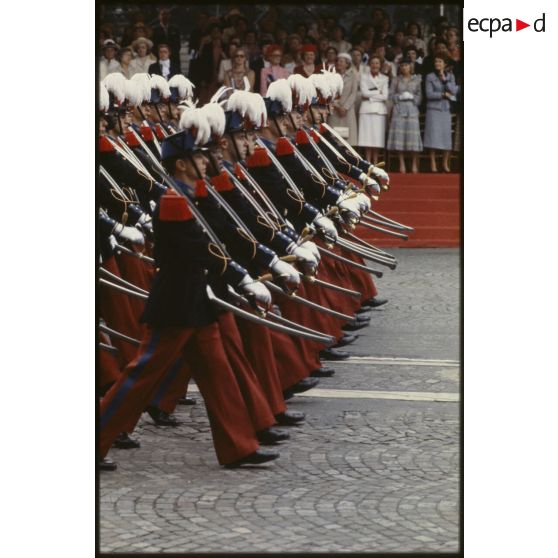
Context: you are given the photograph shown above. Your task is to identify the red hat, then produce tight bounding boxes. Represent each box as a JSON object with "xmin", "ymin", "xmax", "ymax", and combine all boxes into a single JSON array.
[{"xmin": 301, "ymin": 43, "xmax": 317, "ymax": 54}]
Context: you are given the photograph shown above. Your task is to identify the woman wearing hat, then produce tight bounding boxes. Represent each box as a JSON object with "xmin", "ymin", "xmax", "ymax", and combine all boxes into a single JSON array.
[
  {"xmin": 327, "ymin": 53, "xmax": 359, "ymax": 146},
  {"xmin": 129, "ymin": 37, "xmax": 156, "ymax": 76},
  {"xmin": 260, "ymin": 45, "xmax": 290, "ymax": 95},
  {"xmin": 358, "ymin": 55, "xmax": 389, "ymax": 164},
  {"xmin": 387, "ymin": 58, "xmax": 423, "ymax": 173},
  {"xmin": 294, "ymin": 44, "xmax": 321, "ymax": 78},
  {"xmin": 99, "ymin": 39, "xmax": 122, "ymax": 81}
]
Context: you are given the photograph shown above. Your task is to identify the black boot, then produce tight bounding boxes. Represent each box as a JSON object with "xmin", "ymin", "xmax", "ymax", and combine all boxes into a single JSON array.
[
  {"xmin": 320, "ymin": 347, "xmax": 350, "ymax": 360},
  {"xmin": 342, "ymin": 321, "xmax": 369, "ymax": 332},
  {"xmin": 361, "ymin": 297, "xmax": 388, "ymax": 309},
  {"xmin": 311, "ymin": 366, "xmax": 335, "ymax": 378},
  {"xmin": 283, "ymin": 377, "xmax": 319, "ymax": 400},
  {"xmin": 178, "ymin": 396, "xmax": 197, "ymax": 405},
  {"xmin": 224, "ymin": 448, "xmax": 280, "ymax": 468},
  {"xmin": 334, "ymin": 333, "xmax": 359, "ymax": 348},
  {"xmin": 275, "ymin": 410, "xmax": 306, "ymax": 425},
  {"xmin": 257, "ymin": 427, "xmax": 291, "ymax": 445},
  {"xmin": 145, "ymin": 406, "xmax": 181, "ymax": 427},
  {"xmin": 100, "ymin": 458, "xmax": 117, "ymax": 472},
  {"xmin": 112, "ymin": 432, "xmax": 141, "ymax": 449}
]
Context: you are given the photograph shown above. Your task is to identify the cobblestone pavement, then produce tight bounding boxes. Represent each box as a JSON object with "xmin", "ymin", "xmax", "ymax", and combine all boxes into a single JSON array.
[{"xmin": 100, "ymin": 248, "xmax": 461, "ymax": 554}]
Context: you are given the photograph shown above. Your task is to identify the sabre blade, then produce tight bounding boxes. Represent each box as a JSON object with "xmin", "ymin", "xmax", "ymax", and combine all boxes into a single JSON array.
[{"xmin": 318, "ymin": 246, "xmax": 383, "ymax": 277}]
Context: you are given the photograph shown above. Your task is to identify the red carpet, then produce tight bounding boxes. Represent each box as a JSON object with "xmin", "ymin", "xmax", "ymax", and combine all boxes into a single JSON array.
[{"xmin": 358, "ymin": 173, "xmax": 461, "ymax": 248}]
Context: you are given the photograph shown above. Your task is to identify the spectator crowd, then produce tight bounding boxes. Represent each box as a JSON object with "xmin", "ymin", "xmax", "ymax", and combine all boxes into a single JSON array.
[{"xmin": 99, "ymin": 5, "xmax": 462, "ymax": 173}]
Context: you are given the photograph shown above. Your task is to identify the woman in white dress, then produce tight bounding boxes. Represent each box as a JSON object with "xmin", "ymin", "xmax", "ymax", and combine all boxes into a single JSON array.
[{"xmin": 358, "ymin": 55, "xmax": 389, "ymax": 164}]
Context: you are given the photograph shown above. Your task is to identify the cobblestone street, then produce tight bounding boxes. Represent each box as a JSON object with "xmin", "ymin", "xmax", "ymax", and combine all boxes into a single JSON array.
[{"xmin": 100, "ymin": 248, "xmax": 461, "ymax": 554}]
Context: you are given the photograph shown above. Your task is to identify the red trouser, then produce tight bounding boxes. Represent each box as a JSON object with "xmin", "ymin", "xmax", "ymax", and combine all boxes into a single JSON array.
[
  {"xmin": 99, "ymin": 323, "xmax": 259, "ymax": 465},
  {"xmin": 148, "ymin": 313, "xmax": 277, "ymax": 432},
  {"xmin": 98, "ymin": 333, "xmax": 121, "ymax": 393},
  {"xmin": 114, "ymin": 251, "xmax": 151, "ymax": 331},
  {"xmin": 235, "ymin": 317, "xmax": 287, "ymax": 416},
  {"xmin": 268, "ymin": 330, "xmax": 319, "ymax": 390},
  {"xmin": 99, "ymin": 256, "xmax": 143, "ymax": 368}
]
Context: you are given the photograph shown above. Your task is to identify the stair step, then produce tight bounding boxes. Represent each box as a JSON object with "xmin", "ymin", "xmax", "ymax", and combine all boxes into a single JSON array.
[
  {"xmin": 360, "ymin": 213, "xmax": 459, "ymax": 228},
  {"xmin": 375, "ymin": 200, "xmax": 460, "ymax": 213},
  {"xmin": 381, "ymin": 187, "xmax": 460, "ymax": 200}
]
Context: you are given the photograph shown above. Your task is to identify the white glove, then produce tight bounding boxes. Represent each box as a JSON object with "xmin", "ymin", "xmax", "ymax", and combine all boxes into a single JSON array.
[
  {"xmin": 300, "ymin": 240, "xmax": 320, "ymax": 262},
  {"xmin": 239, "ymin": 275, "xmax": 272, "ymax": 309},
  {"xmin": 337, "ymin": 196, "xmax": 361, "ymax": 215},
  {"xmin": 149, "ymin": 200, "xmax": 157, "ymax": 213},
  {"xmin": 288, "ymin": 245, "xmax": 318, "ymax": 274},
  {"xmin": 113, "ymin": 223, "xmax": 145, "ymax": 245},
  {"xmin": 355, "ymin": 192, "xmax": 371, "ymax": 214},
  {"xmin": 138, "ymin": 212, "xmax": 152, "ymax": 226},
  {"xmin": 358, "ymin": 173, "xmax": 381, "ymax": 193},
  {"xmin": 108, "ymin": 235, "xmax": 118, "ymax": 251},
  {"xmin": 270, "ymin": 257, "xmax": 301, "ymax": 287},
  {"xmin": 369, "ymin": 166, "xmax": 390, "ymax": 186},
  {"xmin": 313, "ymin": 214, "xmax": 338, "ymax": 242}
]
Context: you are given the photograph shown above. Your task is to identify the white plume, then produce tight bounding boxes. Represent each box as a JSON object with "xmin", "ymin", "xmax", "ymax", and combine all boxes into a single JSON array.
[
  {"xmin": 199, "ymin": 102, "xmax": 226, "ymax": 137},
  {"xmin": 168, "ymin": 74, "xmax": 195, "ymax": 100},
  {"xmin": 124, "ymin": 79, "xmax": 143, "ymax": 107},
  {"xmin": 209, "ymin": 85, "xmax": 232, "ymax": 104},
  {"xmin": 323, "ymin": 70, "xmax": 344, "ymax": 98},
  {"xmin": 102, "ymin": 72, "xmax": 126, "ymax": 104},
  {"xmin": 99, "ymin": 82, "xmax": 110, "ymax": 112},
  {"xmin": 149, "ymin": 74, "xmax": 171, "ymax": 99},
  {"xmin": 309, "ymin": 73, "xmax": 332, "ymax": 101},
  {"xmin": 288, "ymin": 74, "xmax": 316, "ymax": 107},
  {"xmin": 130, "ymin": 73, "xmax": 152, "ymax": 103},
  {"xmin": 227, "ymin": 90, "xmax": 267, "ymax": 127},
  {"xmin": 266, "ymin": 79, "xmax": 292, "ymax": 113},
  {"xmin": 178, "ymin": 107, "xmax": 211, "ymax": 146}
]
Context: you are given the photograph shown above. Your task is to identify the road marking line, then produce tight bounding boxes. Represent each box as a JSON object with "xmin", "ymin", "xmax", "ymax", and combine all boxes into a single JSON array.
[
  {"xmin": 325, "ymin": 357, "xmax": 460, "ymax": 367},
  {"xmin": 187, "ymin": 385, "xmax": 458, "ymax": 403},
  {"xmin": 295, "ymin": 388, "xmax": 459, "ymax": 402}
]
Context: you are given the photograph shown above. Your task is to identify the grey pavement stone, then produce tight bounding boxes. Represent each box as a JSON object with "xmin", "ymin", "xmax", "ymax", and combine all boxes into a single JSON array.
[{"xmin": 100, "ymin": 248, "xmax": 460, "ymax": 554}]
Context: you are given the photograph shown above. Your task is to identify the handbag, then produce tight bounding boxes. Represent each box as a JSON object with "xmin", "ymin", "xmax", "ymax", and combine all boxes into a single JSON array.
[{"xmin": 333, "ymin": 126, "xmax": 349, "ymax": 139}]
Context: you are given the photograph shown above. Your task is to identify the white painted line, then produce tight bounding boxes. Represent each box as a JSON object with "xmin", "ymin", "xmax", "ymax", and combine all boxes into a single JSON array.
[
  {"xmin": 187, "ymin": 384, "xmax": 458, "ymax": 403},
  {"xmin": 325, "ymin": 356, "xmax": 460, "ymax": 367},
  {"xmin": 295, "ymin": 388, "xmax": 459, "ymax": 402}
]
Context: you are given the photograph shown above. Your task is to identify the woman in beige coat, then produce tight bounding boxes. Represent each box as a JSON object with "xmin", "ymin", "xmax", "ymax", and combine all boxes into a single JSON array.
[{"xmin": 327, "ymin": 53, "xmax": 359, "ymax": 146}]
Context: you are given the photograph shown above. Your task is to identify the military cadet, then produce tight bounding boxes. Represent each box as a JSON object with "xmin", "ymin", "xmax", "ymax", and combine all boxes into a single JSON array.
[{"xmin": 99, "ymin": 110, "xmax": 283, "ymax": 470}]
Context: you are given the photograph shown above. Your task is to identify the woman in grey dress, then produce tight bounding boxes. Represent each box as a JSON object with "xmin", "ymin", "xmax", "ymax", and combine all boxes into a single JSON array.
[
  {"xmin": 387, "ymin": 58, "xmax": 422, "ymax": 173},
  {"xmin": 424, "ymin": 54, "xmax": 457, "ymax": 172}
]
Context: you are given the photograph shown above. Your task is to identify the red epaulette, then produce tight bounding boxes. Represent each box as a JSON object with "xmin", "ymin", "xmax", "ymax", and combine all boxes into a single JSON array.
[
  {"xmin": 140, "ymin": 125, "xmax": 154, "ymax": 142},
  {"xmin": 295, "ymin": 129, "xmax": 310, "ymax": 145},
  {"xmin": 194, "ymin": 179, "xmax": 208, "ymax": 198},
  {"xmin": 124, "ymin": 130, "xmax": 140, "ymax": 147},
  {"xmin": 319, "ymin": 123, "xmax": 328, "ymax": 135},
  {"xmin": 234, "ymin": 163, "xmax": 247, "ymax": 181},
  {"xmin": 159, "ymin": 191, "xmax": 193, "ymax": 221},
  {"xmin": 211, "ymin": 171, "xmax": 235, "ymax": 192},
  {"xmin": 310, "ymin": 129, "xmax": 320, "ymax": 143},
  {"xmin": 276, "ymin": 137, "xmax": 295, "ymax": 156},
  {"xmin": 155, "ymin": 124, "xmax": 166, "ymax": 141},
  {"xmin": 99, "ymin": 136, "xmax": 115, "ymax": 153},
  {"xmin": 246, "ymin": 147, "xmax": 271, "ymax": 168}
]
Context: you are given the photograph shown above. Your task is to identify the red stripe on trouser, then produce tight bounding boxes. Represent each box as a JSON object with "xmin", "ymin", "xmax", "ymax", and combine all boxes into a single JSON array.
[
  {"xmin": 99, "ymin": 257, "xmax": 143, "ymax": 368},
  {"xmin": 234, "ymin": 317, "xmax": 287, "ymax": 415},
  {"xmin": 268, "ymin": 330, "xmax": 319, "ymax": 390},
  {"xmin": 150, "ymin": 358, "xmax": 193, "ymax": 415},
  {"xmin": 99, "ymin": 324, "xmax": 258, "ymax": 465}
]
